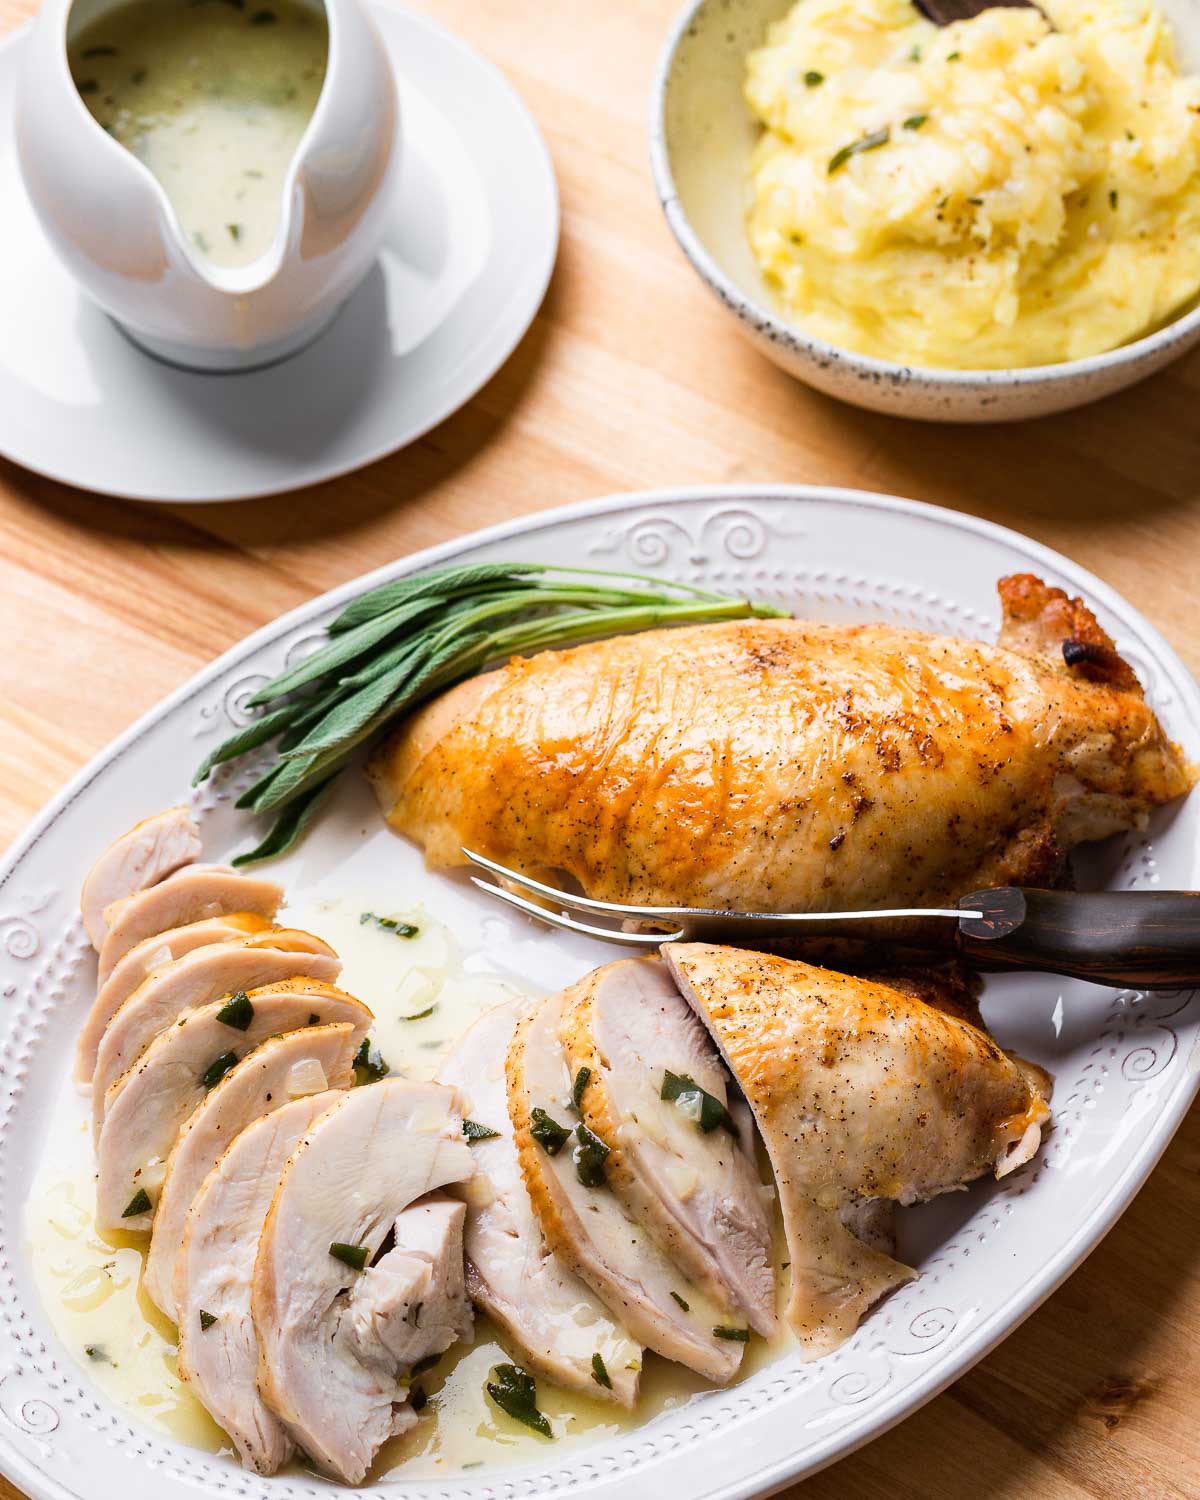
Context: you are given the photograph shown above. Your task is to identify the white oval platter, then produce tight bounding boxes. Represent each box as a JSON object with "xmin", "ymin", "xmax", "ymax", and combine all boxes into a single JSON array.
[{"xmin": 0, "ymin": 485, "xmax": 1197, "ymax": 1500}]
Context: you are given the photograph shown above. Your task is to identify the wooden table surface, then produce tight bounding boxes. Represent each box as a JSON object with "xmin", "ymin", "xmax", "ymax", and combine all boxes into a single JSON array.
[{"xmin": 2, "ymin": 0, "xmax": 1199, "ymax": 1495}]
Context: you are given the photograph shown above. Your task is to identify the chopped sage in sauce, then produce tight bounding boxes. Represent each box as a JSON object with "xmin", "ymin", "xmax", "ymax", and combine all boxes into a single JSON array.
[
  {"xmin": 399, "ymin": 1004, "xmax": 437, "ymax": 1022},
  {"xmin": 360, "ymin": 911, "xmax": 420, "ymax": 939},
  {"xmin": 329, "ymin": 1241, "xmax": 369, "ymax": 1271},
  {"xmin": 199, "ymin": 1310, "xmax": 218, "ymax": 1330},
  {"xmin": 201, "ymin": 1050, "xmax": 239, "ymax": 1089},
  {"xmin": 485, "ymin": 1364, "xmax": 553, "ymax": 1437},
  {"xmin": 713, "ymin": 1326, "xmax": 750, "ymax": 1342},
  {"xmin": 216, "ymin": 990, "xmax": 254, "ymax": 1030},
  {"xmin": 828, "ymin": 127, "xmax": 890, "ymax": 175},
  {"xmin": 571, "ymin": 1066, "xmax": 591, "ymax": 1109},
  {"xmin": 410, "ymin": 1351, "xmax": 441, "ymax": 1377},
  {"xmin": 903, "ymin": 114, "xmax": 927, "ymax": 130},
  {"xmin": 353, "ymin": 1038, "xmax": 390, "ymax": 1085},
  {"xmin": 122, "ymin": 1188, "xmax": 152, "ymax": 1218},
  {"xmin": 463, "ymin": 1119, "xmax": 500, "ymax": 1142},
  {"xmin": 670, "ymin": 1290, "xmax": 690, "ymax": 1312},
  {"xmin": 530, "ymin": 1107, "xmax": 570, "ymax": 1155},
  {"xmin": 573, "ymin": 1123, "xmax": 610, "ymax": 1188},
  {"xmin": 661, "ymin": 1071, "xmax": 737, "ymax": 1136},
  {"xmin": 803, "ymin": 69, "xmax": 824, "ymax": 86},
  {"xmin": 591, "ymin": 1352, "xmax": 612, "ymax": 1389}
]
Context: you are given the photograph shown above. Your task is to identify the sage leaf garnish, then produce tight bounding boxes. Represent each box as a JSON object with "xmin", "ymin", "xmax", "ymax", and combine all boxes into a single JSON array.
[
  {"xmin": 193, "ymin": 563, "xmax": 784, "ymax": 863},
  {"xmin": 485, "ymin": 1364, "xmax": 553, "ymax": 1437},
  {"xmin": 360, "ymin": 912, "xmax": 420, "ymax": 939},
  {"xmin": 463, "ymin": 1119, "xmax": 500, "ymax": 1141},
  {"xmin": 828, "ymin": 127, "xmax": 889, "ymax": 175},
  {"xmin": 122, "ymin": 1188, "xmax": 151, "ymax": 1218},
  {"xmin": 574, "ymin": 1123, "xmax": 610, "ymax": 1188},
  {"xmin": 329, "ymin": 1241, "xmax": 369, "ymax": 1271},
  {"xmin": 661, "ymin": 1071, "xmax": 737, "ymax": 1136},
  {"xmin": 713, "ymin": 1326, "xmax": 750, "ymax": 1342},
  {"xmin": 530, "ymin": 1107, "xmax": 570, "ymax": 1155},
  {"xmin": 670, "ymin": 1290, "xmax": 690, "ymax": 1312},
  {"xmin": 571, "ymin": 1066, "xmax": 591, "ymax": 1109},
  {"xmin": 591, "ymin": 1352, "xmax": 612, "ymax": 1389},
  {"xmin": 199, "ymin": 1310, "xmax": 217, "ymax": 1331},
  {"xmin": 201, "ymin": 1051, "xmax": 239, "ymax": 1089},
  {"xmin": 353, "ymin": 1038, "xmax": 390, "ymax": 1085},
  {"xmin": 216, "ymin": 991, "xmax": 253, "ymax": 1030}
]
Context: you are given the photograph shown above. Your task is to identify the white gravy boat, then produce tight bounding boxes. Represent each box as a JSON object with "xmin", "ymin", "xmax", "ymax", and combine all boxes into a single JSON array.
[{"xmin": 16, "ymin": 0, "xmax": 399, "ymax": 371}]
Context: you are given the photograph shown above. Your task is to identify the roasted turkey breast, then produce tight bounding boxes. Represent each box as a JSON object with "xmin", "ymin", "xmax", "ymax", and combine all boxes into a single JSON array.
[
  {"xmin": 663, "ymin": 943, "xmax": 1051, "ymax": 1357},
  {"xmin": 371, "ymin": 575, "xmax": 1193, "ymax": 913}
]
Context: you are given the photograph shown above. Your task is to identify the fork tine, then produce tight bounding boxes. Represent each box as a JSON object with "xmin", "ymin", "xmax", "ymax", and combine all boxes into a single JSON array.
[
  {"xmin": 468, "ymin": 876, "xmax": 674, "ymax": 947},
  {"xmin": 461, "ymin": 847, "xmax": 685, "ymax": 920}
]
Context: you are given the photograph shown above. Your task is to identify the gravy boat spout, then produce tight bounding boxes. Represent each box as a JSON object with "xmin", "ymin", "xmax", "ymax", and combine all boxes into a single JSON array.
[{"xmin": 16, "ymin": 0, "xmax": 400, "ymax": 372}]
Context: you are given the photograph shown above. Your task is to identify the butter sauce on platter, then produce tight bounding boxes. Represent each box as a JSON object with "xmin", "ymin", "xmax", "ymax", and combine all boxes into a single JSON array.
[{"xmin": 2, "ymin": 486, "xmax": 1199, "ymax": 1500}]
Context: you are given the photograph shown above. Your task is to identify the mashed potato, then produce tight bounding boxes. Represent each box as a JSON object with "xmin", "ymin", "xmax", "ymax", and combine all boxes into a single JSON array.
[{"xmin": 744, "ymin": 0, "xmax": 1200, "ymax": 367}]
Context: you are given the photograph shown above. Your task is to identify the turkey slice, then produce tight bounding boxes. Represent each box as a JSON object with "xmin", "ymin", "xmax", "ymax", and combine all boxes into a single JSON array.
[
  {"xmin": 80, "ymin": 807, "xmax": 202, "ymax": 949},
  {"xmin": 95, "ymin": 980, "xmax": 372, "ymax": 1230},
  {"xmin": 663, "ymin": 942, "xmax": 1052, "ymax": 1357},
  {"xmin": 75, "ymin": 913, "xmax": 275, "ymax": 1084},
  {"xmin": 437, "ymin": 1002, "xmax": 641, "ymax": 1405},
  {"xmin": 346, "ymin": 1192, "xmax": 472, "ymax": 1372},
  {"xmin": 91, "ymin": 930, "xmax": 341, "ymax": 1137},
  {"xmin": 509, "ymin": 992, "xmax": 743, "ymax": 1383},
  {"xmin": 175, "ymin": 1090, "xmax": 340, "ymax": 1474},
  {"xmin": 560, "ymin": 956, "xmax": 777, "ymax": 1338},
  {"xmin": 97, "ymin": 865, "xmax": 284, "ymax": 983},
  {"xmin": 253, "ymin": 1080, "xmax": 474, "ymax": 1484},
  {"xmin": 144, "ymin": 1022, "xmax": 358, "ymax": 1318}
]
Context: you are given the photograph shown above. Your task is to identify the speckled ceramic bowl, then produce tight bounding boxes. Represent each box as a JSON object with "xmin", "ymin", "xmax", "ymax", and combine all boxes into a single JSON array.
[{"xmin": 649, "ymin": 0, "xmax": 1200, "ymax": 423}]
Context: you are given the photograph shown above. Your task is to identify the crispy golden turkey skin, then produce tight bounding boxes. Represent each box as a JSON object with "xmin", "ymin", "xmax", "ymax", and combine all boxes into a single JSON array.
[{"xmin": 369, "ymin": 575, "xmax": 1194, "ymax": 912}]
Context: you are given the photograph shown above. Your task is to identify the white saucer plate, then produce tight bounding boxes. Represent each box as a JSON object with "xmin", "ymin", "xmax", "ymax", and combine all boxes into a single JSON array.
[
  {"xmin": 0, "ymin": 487, "xmax": 1197, "ymax": 1500},
  {"xmin": 0, "ymin": 2, "xmax": 558, "ymax": 502}
]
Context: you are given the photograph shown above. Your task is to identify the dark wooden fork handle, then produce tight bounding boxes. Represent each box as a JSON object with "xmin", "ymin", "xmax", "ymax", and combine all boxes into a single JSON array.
[{"xmin": 955, "ymin": 888, "xmax": 1200, "ymax": 989}]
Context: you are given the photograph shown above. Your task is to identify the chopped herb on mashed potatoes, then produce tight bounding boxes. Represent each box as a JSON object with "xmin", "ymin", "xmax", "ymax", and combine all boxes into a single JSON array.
[{"xmin": 744, "ymin": 0, "xmax": 1200, "ymax": 367}]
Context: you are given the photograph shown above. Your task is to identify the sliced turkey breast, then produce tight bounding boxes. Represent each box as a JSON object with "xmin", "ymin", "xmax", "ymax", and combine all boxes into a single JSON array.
[
  {"xmin": 144, "ymin": 1023, "xmax": 358, "ymax": 1319},
  {"xmin": 95, "ymin": 980, "xmax": 372, "ymax": 1230},
  {"xmin": 509, "ymin": 993, "xmax": 744, "ymax": 1384},
  {"xmin": 346, "ymin": 1193, "xmax": 472, "ymax": 1370},
  {"xmin": 663, "ymin": 943, "xmax": 1051, "ymax": 1357},
  {"xmin": 91, "ymin": 931, "xmax": 341, "ymax": 1136},
  {"xmin": 97, "ymin": 866, "xmax": 284, "ymax": 984},
  {"xmin": 253, "ymin": 1080, "xmax": 474, "ymax": 1485},
  {"xmin": 560, "ymin": 957, "xmax": 776, "ymax": 1338},
  {"xmin": 437, "ymin": 1003, "xmax": 641, "ymax": 1406},
  {"xmin": 175, "ymin": 1090, "xmax": 339, "ymax": 1475},
  {"xmin": 75, "ymin": 913, "xmax": 276, "ymax": 1084},
  {"xmin": 80, "ymin": 807, "xmax": 202, "ymax": 949}
]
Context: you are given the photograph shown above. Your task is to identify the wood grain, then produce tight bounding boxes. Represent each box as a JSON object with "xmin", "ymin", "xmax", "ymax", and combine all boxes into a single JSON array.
[{"xmin": 1, "ymin": 0, "xmax": 1198, "ymax": 1495}]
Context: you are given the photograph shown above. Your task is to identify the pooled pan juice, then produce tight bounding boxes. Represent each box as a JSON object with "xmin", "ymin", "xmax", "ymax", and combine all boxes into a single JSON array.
[{"xmin": 68, "ymin": 0, "xmax": 327, "ymax": 269}]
